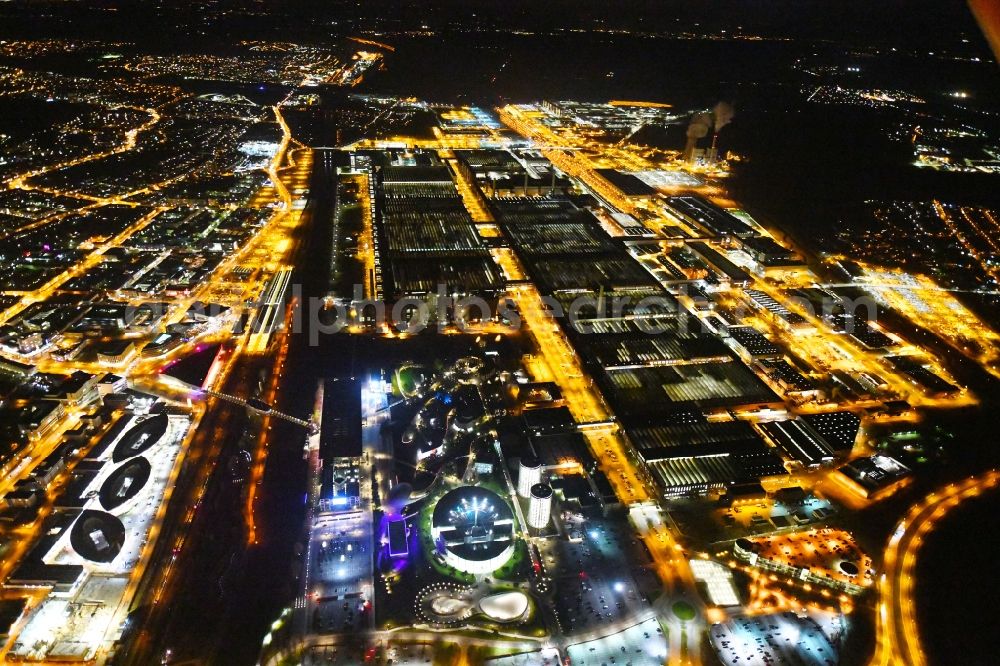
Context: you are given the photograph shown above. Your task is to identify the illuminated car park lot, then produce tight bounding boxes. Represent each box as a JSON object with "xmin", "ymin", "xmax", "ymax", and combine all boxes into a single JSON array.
[
  {"xmin": 717, "ymin": 494, "xmax": 836, "ymax": 538},
  {"xmin": 709, "ymin": 610, "xmax": 844, "ymax": 666},
  {"xmin": 563, "ymin": 616, "xmax": 668, "ymax": 666},
  {"xmin": 485, "ymin": 647, "xmax": 562, "ymax": 665},
  {"xmin": 688, "ymin": 558, "xmax": 740, "ymax": 607},
  {"xmin": 305, "ymin": 512, "xmax": 373, "ymax": 635},
  {"xmin": 861, "ymin": 267, "xmax": 1000, "ymax": 378},
  {"xmin": 736, "ymin": 528, "xmax": 874, "ymax": 595},
  {"xmin": 538, "ymin": 519, "xmax": 657, "ymax": 634},
  {"xmin": 847, "ymin": 200, "xmax": 1000, "ymax": 295}
]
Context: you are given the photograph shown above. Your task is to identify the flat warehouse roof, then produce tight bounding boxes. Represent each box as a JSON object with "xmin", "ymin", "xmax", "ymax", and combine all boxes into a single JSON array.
[
  {"xmin": 801, "ymin": 411, "xmax": 861, "ymax": 454},
  {"xmin": 595, "ymin": 168, "xmax": 657, "ymax": 197},
  {"xmin": 388, "ymin": 519, "xmax": 408, "ymax": 556},
  {"xmin": 647, "ymin": 454, "xmax": 741, "ymax": 490},
  {"xmin": 382, "ymin": 184, "xmax": 462, "ymax": 204},
  {"xmin": 382, "ymin": 165, "xmax": 453, "ymax": 183},
  {"xmin": 629, "ymin": 418, "xmax": 761, "ymax": 452},
  {"xmin": 321, "ymin": 377, "xmax": 362, "ymax": 460},
  {"xmin": 490, "ymin": 198, "xmax": 581, "ymax": 223},
  {"xmin": 666, "ymin": 195, "xmax": 755, "ymax": 237},
  {"xmin": 687, "ymin": 242, "xmax": 753, "ymax": 284},
  {"xmin": 570, "ymin": 312, "xmax": 681, "ymax": 335},
  {"xmin": 386, "ymin": 256, "xmax": 504, "ymax": 296},
  {"xmin": 383, "ymin": 212, "xmax": 484, "ymax": 255},
  {"xmin": 759, "ymin": 419, "xmax": 835, "ymax": 467},
  {"xmin": 728, "ymin": 326, "xmax": 782, "ymax": 357},
  {"xmin": 504, "ymin": 221, "xmax": 616, "ymax": 256},
  {"xmin": 601, "ymin": 362, "xmax": 779, "ymax": 416},
  {"xmin": 574, "ymin": 328, "xmax": 732, "ymax": 369},
  {"xmin": 527, "ymin": 255, "xmax": 659, "ymax": 292}
]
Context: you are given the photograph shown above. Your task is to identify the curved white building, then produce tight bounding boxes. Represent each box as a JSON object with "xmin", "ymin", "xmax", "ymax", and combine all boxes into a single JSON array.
[
  {"xmin": 431, "ymin": 487, "xmax": 516, "ymax": 575},
  {"xmin": 479, "ymin": 591, "xmax": 530, "ymax": 622}
]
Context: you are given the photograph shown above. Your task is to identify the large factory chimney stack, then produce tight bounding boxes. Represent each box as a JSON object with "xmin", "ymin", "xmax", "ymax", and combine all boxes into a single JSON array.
[
  {"xmin": 684, "ymin": 112, "xmax": 712, "ymax": 163},
  {"xmin": 708, "ymin": 102, "xmax": 735, "ymax": 165}
]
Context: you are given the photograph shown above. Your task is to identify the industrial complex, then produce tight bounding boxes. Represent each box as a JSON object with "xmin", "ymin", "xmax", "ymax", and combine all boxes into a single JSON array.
[{"xmin": 0, "ymin": 10, "xmax": 997, "ymax": 665}]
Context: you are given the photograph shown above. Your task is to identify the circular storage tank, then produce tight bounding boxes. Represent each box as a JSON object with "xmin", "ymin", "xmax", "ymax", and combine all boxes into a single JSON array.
[
  {"xmin": 99, "ymin": 456, "xmax": 152, "ymax": 514},
  {"xmin": 70, "ymin": 510, "xmax": 126, "ymax": 563},
  {"xmin": 113, "ymin": 412, "xmax": 168, "ymax": 462}
]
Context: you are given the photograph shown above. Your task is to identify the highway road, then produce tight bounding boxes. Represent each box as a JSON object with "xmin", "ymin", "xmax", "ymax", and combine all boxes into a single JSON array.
[
  {"xmin": 872, "ymin": 469, "xmax": 1000, "ymax": 666},
  {"xmin": 503, "ymin": 282, "xmax": 701, "ymax": 665}
]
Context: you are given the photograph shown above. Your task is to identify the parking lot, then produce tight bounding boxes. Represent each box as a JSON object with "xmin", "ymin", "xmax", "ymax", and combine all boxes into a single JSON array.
[
  {"xmin": 564, "ymin": 616, "xmax": 668, "ymax": 666},
  {"xmin": 709, "ymin": 611, "xmax": 842, "ymax": 666},
  {"xmin": 538, "ymin": 516, "xmax": 657, "ymax": 634},
  {"xmin": 308, "ymin": 512, "xmax": 373, "ymax": 634}
]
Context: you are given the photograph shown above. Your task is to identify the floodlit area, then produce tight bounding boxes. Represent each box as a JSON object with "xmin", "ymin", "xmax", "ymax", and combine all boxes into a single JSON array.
[
  {"xmin": 862, "ymin": 267, "xmax": 1000, "ymax": 377},
  {"xmin": 740, "ymin": 528, "xmax": 874, "ymax": 592},
  {"xmin": 485, "ymin": 647, "xmax": 562, "ymax": 665},
  {"xmin": 720, "ymin": 494, "xmax": 835, "ymax": 535},
  {"xmin": 304, "ymin": 512, "xmax": 373, "ymax": 635},
  {"xmin": 716, "ymin": 279, "xmax": 973, "ymax": 410},
  {"xmin": 689, "ymin": 558, "xmax": 741, "ymax": 607},
  {"xmin": 298, "ymin": 381, "xmax": 374, "ymax": 639},
  {"xmin": 709, "ymin": 610, "xmax": 844, "ymax": 666},
  {"xmin": 11, "ymin": 577, "xmax": 128, "ymax": 662},
  {"xmin": 633, "ymin": 169, "xmax": 705, "ymax": 189},
  {"xmin": 564, "ymin": 616, "xmax": 668, "ymax": 666}
]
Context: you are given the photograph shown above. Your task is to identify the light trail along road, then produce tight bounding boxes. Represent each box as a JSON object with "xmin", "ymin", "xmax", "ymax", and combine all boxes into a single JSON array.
[{"xmin": 872, "ymin": 469, "xmax": 1000, "ymax": 666}]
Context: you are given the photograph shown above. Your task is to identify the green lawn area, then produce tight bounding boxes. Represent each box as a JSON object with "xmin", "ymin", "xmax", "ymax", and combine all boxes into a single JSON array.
[
  {"xmin": 672, "ymin": 600, "xmax": 697, "ymax": 622},
  {"xmin": 396, "ymin": 363, "xmax": 431, "ymax": 397},
  {"xmin": 493, "ymin": 539, "xmax": 529, "ymax": 582},
  {"xmin": 417, "ymin": 497, "xmax": 476, "ymax": 584}
]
